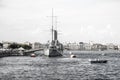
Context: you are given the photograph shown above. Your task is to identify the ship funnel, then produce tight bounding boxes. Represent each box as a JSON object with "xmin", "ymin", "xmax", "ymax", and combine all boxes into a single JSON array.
[{"xmin": 53, "ymin": 30, "xmax": 57, "ymax": 40}]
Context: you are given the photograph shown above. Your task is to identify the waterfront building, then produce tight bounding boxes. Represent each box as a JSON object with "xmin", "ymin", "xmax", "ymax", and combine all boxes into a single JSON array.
[
  {"xmin": 32, "ymin": 42, "xmax": 42, "ymax": 49},
  {"xmin": 24, "ymin": 41, "xmax": 32, "ymax": 47},
  {"xmin": 63, "ymin": 42, "xmax": 79, "ymax": 50},
  {"xmin": 117, "ymin": 45, "xmax": 120, "ymax": 50},
  {"xmin": 106, "ymin": 43, "xmax": 116, "ymax": 50},
  {"xmin": 79, "ymin": 42, "xmax": 92, "ymax": 51},
  {"xmin": 114, "ymin": 45, "xmax": 119, "ymax": 50},
  {"xmin": 18, "ymin": 47, "xmax": 25, "ymax": 55},
  {"xmin": 68, "ymin": 43, "xmax": 80, "ymax": 50},
  {"xmin": 79, "ymin": 42, "xmax": 85, "ymax": 50},
  {"xmin": 101, "ymin": 45, "xmax": 107, "ymax": 51},
  {"xmin": 63, "ymin": 42, "xmax": 71, "ymax": 50},
  {"xmin": 91, "ymin": 43, "xmax": 103, "ymax": 51},
  {"xmin": 84, "ymin": 43, "xmax": 92, "ymax": 51},
  {"xmin": 2, "ymin": 42, "xmax": 11, "ymax": 49}
]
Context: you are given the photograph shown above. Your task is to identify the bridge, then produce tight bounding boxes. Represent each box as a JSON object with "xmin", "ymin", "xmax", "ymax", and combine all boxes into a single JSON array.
[{"xmin": 24, "ymin": 48, "xmax": 44, "ymax": 53}]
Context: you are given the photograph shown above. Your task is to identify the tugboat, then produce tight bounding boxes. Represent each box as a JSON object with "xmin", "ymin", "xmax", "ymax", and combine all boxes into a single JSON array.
[{"xmin": 44, "ymin": 10, "xmax": 63, "ymax": 57}]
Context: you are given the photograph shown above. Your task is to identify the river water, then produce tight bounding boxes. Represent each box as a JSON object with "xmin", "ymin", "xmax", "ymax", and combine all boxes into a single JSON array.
[{"xmin": 0, "ymin": 51, "xmax": 120, "ymax": 80}]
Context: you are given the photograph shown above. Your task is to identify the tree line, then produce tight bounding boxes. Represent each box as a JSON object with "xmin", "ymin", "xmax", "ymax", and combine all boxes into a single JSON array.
[{"xmin": 0, "ymin": 43, "xmax": 32, "ymax": 50}]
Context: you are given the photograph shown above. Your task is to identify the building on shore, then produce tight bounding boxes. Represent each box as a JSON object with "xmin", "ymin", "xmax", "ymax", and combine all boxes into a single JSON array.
[
  {"xmin": 68, "ymin": 43, "xmax": 79, "ymax": 50},
  {"xmin": 79, "ymin": 42, "xmax": 85, "ymax": 50},
  {"xmin": 2, "ymin": 41, "xmax": 11, "ymax": 49},
  {"xmin": 63, "ymin": 42, "xmax": 79, "ymax": 50},
  {"xmin": 106, "ymin": 43, "xmax": 118, "ymax": 50},
  {"xmin": 84, "ymin": 43, "xmax": 92, "ymax": 51},
  {"xmin": 91, "ymin": 43, "xmax": 103, "ymax": 51},
  {"xmin": 32, "ymin": 42, "xmax": 42, "ymax": 49},
  {"xmin": 24, "ymin": 41, "xmax": 32, "ymax": 47}
]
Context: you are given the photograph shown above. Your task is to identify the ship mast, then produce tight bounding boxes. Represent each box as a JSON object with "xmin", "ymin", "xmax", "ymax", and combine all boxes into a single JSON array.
[
  {"xmin": 51, "ymin": 9, "xmax": 57, "ymax": 41},
  {"xmin": 52, "ymin": 8, "xmax": 54, "ymax": 41}
]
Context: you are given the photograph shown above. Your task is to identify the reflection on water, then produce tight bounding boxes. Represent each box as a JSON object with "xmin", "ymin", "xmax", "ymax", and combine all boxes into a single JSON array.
[{"xmin": 0, "ymin": 51, "xmax": 120, "ymax": 80}]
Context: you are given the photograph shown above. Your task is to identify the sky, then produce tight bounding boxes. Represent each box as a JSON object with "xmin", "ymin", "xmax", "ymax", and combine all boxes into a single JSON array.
[{"xmin": 0, "ymin": 0, "xmax": 120, "ymax": 44}]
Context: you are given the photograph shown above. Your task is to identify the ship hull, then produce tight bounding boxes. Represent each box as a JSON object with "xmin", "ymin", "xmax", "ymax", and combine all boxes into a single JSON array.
[{"xmin": 44, "ymin": 48, "xmax": 62, "ymax": 57}]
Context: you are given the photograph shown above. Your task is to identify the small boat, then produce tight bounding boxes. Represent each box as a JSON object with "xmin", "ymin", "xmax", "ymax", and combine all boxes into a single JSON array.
[
  {"xmin": 69, "ymin": 52, "xmax": 76, "ymax": 58},
  {"xmin": 70, "ymin": 54, "xmax": 76, "ymax": 58},
  {"xmin": 30, "ymin": 53, "xmax": 36, "ymax": 57},
  {"xmin": 89, "ymin": 59, "xmax": 107, "ymax": 64}
]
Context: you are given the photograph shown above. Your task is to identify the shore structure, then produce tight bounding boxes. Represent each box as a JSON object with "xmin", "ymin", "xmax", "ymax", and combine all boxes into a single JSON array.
[
  {"xmin": 44, "ymin": 9, "xmax": 63, "ymax": 57},
  {"xmin": 0, "ymin": 49, "xmax": 24, "ymax": 57}
]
